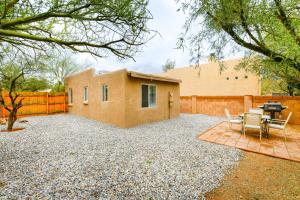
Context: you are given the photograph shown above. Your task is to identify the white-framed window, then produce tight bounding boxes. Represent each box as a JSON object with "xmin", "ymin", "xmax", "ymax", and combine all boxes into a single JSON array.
[
  {"xmin": 68, "ymin": 88, "xmax": 73, "ymax": 104},
  {"xmin": 102, "ymin": 84, "xmax": 108, "ymax": 102},
  {"xmin": 83, "ymin": 86, "xmax": 88, "ymax": 102},
  {"xmin": 141, "ymin": 84, "xmax": 156, "ymax": 108}
]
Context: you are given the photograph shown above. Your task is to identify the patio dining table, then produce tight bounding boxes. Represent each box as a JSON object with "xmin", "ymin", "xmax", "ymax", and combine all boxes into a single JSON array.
[{"xmin": 239, "ymin": 113, "xmax": 271, "ymax": 138}]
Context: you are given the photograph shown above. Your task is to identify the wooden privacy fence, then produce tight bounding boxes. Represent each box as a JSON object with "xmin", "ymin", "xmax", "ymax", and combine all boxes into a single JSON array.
[
  {"xmin": 0, "ymin": 92, "xmax": 67, "ymax": 118},
  {"xmin": 180, "ymin": 95, "xmax": 300, "ymax": 125}
]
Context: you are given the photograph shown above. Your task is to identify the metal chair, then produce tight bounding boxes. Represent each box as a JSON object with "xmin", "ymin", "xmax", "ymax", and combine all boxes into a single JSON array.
[
  {"xmin": 224, "ymin": 108, "xmax": 242, "ymax": 129},
  {"xmin": 268, "ymin": 112, "xmax": 292, "ymax": 141},
  {"xmin": 243, "ymin": 113, "xmax": 263, "ymax": 140}
]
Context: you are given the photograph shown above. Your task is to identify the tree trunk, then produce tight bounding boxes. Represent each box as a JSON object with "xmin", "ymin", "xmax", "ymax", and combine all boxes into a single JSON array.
[
  {"xmin": 287, "ymin": 85, "xmax": 294, "ymax": 96},
  {"xmin": 7, "ymin": 110, "xmax": 16, "ymax": 131}
]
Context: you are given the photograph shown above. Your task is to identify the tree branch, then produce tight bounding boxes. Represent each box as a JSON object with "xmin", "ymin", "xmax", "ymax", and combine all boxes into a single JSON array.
[
  {"xmin": 207, "ymin": 11, "xmax": 300, "ymax": 72},
  {"xmin": 0, "ymin": 0, "xmax": 152, "ymax": 61},
  {"xmin": 274, "ymin": 0, "xmax": 300, "ymax": 46},
  {"xmin": 0, "ymin": 29, "xmax": 143, "ymax": 58},
  {"xmin": 0, "ymin": 91, "xmax": 12, "ymax": 112},
  {"xmin": 1, "ymin": 0, "xmax": 19, "ymax": 20},
  {"xmin": 8, "ymin": 70, "xmax": 24, "ymax": 105},
  {"xmin": 238, "ymin": 0, "xmax": 264, "ymax": 46}
]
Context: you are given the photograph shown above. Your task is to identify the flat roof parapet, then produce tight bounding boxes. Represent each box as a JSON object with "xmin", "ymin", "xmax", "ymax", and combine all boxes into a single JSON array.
[{"xmin": 128, "ymin": 71, "xmax": 181, "ymax": 83}]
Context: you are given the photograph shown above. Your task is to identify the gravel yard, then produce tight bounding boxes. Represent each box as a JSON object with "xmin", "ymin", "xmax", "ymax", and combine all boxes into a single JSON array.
[{"xmin": 0, "ymin": 114, "xmax": 241, "ymax": 199}]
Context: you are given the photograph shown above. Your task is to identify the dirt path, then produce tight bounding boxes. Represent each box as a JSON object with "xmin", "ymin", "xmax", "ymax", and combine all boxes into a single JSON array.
[{"xmin": 206, "ymin": 151, "xmax": 300, "ymax": 200}]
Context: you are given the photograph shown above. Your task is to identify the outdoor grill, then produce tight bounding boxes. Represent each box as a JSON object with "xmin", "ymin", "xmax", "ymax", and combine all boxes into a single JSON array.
[{"xmin": 258, "ymin": 102, "xmax": 288, "ymax": 119}]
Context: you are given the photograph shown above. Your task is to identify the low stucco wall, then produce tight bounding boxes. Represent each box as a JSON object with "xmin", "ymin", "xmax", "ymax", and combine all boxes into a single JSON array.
[
  {"xmin": 181, "ymin": 95, "xmax": 300, "ymax": 124},
  {"xmin": 65, "ymin": 68, "xmax": 180, "ymax": 128}
]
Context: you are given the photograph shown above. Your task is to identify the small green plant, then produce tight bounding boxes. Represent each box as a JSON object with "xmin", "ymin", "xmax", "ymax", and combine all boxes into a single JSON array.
[{"xmin": 146, "ymin": 160, "xmax": 152, "ymax": 165}]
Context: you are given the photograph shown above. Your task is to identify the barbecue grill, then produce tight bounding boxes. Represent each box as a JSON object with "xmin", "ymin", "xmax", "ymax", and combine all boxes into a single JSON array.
[{"xmin": 258, "ymin": 102, "xmax": 288, "ymax": 119}]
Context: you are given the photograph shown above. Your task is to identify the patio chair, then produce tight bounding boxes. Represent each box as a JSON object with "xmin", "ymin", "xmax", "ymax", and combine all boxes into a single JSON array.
[
  {"xmin": 268, "ymin": 112, "xmax": 292, "ymax": 141},
  {"xmin": 243, "ymin": 113, "xmax": 263, "ymax": 141},
  {"xmin": 224, "ymin": 108, "xmax": 242, "ymax": 129},
  {"xmin": 249, "ymin": 108, "xmax": 264, "ymax": 115}
]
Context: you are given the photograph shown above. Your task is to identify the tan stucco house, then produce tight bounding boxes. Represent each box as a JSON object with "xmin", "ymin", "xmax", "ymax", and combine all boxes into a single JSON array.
[
  {"xmin": 161, "ymin": 59, "xmax": 261, "ymax": 96},
  {"xmin": 65, "ymin": 68, "xmax": 181, "ymax": 128}
]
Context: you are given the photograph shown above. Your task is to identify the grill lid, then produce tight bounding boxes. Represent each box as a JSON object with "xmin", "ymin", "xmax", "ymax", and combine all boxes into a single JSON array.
[{"xmin": 261, "ymin": 102, "xmax": 287, "ymax": 111}]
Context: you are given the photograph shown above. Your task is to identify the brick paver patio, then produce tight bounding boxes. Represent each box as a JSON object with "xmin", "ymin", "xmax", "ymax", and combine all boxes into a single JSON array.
[{"xmin": 199, "ymin": 122, "xmax": 300, "ymax": 162}]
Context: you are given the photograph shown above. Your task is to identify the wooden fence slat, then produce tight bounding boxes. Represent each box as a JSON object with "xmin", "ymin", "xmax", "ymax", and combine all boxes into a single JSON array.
[
  {"xmin": 0, "ymin": 92, "xmax": 67, "ymax": 118},
  {"xmin": 1, "ymin": 105, "xmax": 4, "ymax": 118},
  {"xmin": 63, "ymin": 93, "xmax": 66, "ymax": 113},
  {"xmin": 46, "ymin": 93, "xmax": 49, "ymax": 114}
]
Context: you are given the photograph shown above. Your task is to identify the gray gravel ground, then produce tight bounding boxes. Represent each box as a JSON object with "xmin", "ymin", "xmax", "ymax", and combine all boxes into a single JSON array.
[{"xmin": 0, "ymin": 114, "xmax": 241, "ymax": 199}]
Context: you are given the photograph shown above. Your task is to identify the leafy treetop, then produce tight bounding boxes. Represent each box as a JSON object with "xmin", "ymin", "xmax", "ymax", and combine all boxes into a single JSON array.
[
  {"xmin": 178, "ymin": 0, "xmax": 300, "ymax": 73},
  {"xmin": 0, "ymin": 0, "xmax": 152, "ymax": 59}
]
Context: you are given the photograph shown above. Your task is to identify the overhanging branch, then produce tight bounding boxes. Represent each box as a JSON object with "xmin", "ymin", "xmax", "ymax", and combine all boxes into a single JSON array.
[
  {"xmin": 0, "ymin": 29, "xmax": 144, "ymax": 58},
  {"xmin": 274, "ymin": 0, "xmax": 300, "ymax": 46},
  {"xmin": 207, "ymin": 11, "xmax": 300, "ymax": 72}
]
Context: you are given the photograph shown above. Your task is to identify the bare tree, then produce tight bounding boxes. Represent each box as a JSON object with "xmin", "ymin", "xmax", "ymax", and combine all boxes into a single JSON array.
[
  {"xmin": 43, "ymin": 52, "xmax": 86, "ymax": 92},
  {"xmin": 162, "ymin": 59, "xmax": 175, "ymax": 72},
  {"xmin": 0, "ymin": 48, "xmax": 44, "ymax": 131}
]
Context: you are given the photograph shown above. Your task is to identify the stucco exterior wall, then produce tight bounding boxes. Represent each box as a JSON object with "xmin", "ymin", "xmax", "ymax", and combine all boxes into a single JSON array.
[
  {"xmin": 65, "ymin": 68, "xmax": 127, "ymax": 127},
  {"xmin": 64, "ymin": 68, "xmax": 180, "ymax": 128},
  {"xmin": 124, "ymin": 76, "xmax": 180, "ymax": 127},
  {"xmin": 161, "ymin": 59, "xmax": 261, "ymax": 96}
]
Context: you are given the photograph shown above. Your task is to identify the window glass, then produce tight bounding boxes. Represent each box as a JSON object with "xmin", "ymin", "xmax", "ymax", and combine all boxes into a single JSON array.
[
  {"xmin": 149, "ymin": 85, "xmax": 156, "ymax": 107},
  {"xmin": 102, "ymin": 84, "xmax": 108, "ymax": 101},
  {"xmin": 141, "ymin": 84, "xmax": 156, "ymax": 108},
  {"xmin": 68, "ymin": 88, "xmax": 73, "ymax": 104},
  {"xmin": 84, "ymin": 86, "xmax": 88, "ymax": 101},
  {"xmin": 141, "ymin": 85, "xmax": 149, "ymax": 107}
]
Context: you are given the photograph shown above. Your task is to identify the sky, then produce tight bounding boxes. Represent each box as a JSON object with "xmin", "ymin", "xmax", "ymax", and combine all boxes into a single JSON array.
[{"xmin": 76, "ymin": 0, "xmax": 241, "ymax": 74}]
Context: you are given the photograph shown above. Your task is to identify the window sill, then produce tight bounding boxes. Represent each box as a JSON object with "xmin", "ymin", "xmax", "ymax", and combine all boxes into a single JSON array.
[
  {"xmin": 141, "ymin": 106, "xmax": 157, "ymax": 110},
  {"xmin": 68, "ymin": 104, "xmax": 73, "ymax": 107},
  {"xmin": 83, "ymin": 101, "xmax": 89, "ymax": 105}
]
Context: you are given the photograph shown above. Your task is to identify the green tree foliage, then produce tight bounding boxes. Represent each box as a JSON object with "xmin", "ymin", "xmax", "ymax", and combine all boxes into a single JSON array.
[
  {"xmin": 0, "ymin": 0, "xmax": 152, "ymax": 59},
  {"xmin": 236, "ymin": 56, "xmax": 300, "ymax": 95},
  {"xmin": 178, "ymin": 0, "xmax": 300, "ymax": 93},
  {"xmin": 261, "ymin": 78, "xmax": 285, "ymax": 95},
  {"xmin": 22, "ymin": 77, "xmax": 50, "ymax": 92},
  {"xmin": 1, "ymin": 74, "xmax": 50, "ymax": 92},
  {"xmin": 51, "ymin": 83, "xmax": 65, "ymax": 93},
  {"xmin": 261, "ymin": 76, "xmax": 299, "ymax": 96},
  {"xmin": 162, "ymin": 59, "xmax": 176, "ymax": 72}
]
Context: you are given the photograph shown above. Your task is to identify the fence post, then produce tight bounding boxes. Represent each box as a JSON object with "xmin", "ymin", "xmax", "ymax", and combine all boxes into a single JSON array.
[
  {"xmin": 46, "ymin": 92, "xmax": 49, "ymax": 115},
  {"xmin": 1, "ymin": 91, "xmax": 5, "ymax": 118},
  {"xmin": 63, "ymin": 93, "xmax": 66, "ymax": 113},
  {"xmin": 191, "ymin": 95, "xmax": 197, "ymax": 114},
  {"xmin": 244, "ymin": 95, "xmax": 253, "ymax": 113},
  {"xmin": 1, "ymin": 105, "xmax": 4, "ymax": 118}
]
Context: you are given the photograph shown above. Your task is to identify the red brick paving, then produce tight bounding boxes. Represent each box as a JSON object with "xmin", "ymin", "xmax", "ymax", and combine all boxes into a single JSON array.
[{"xmin": 198, "ymin": 122, "xmax": 300, "ymax": 163}]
